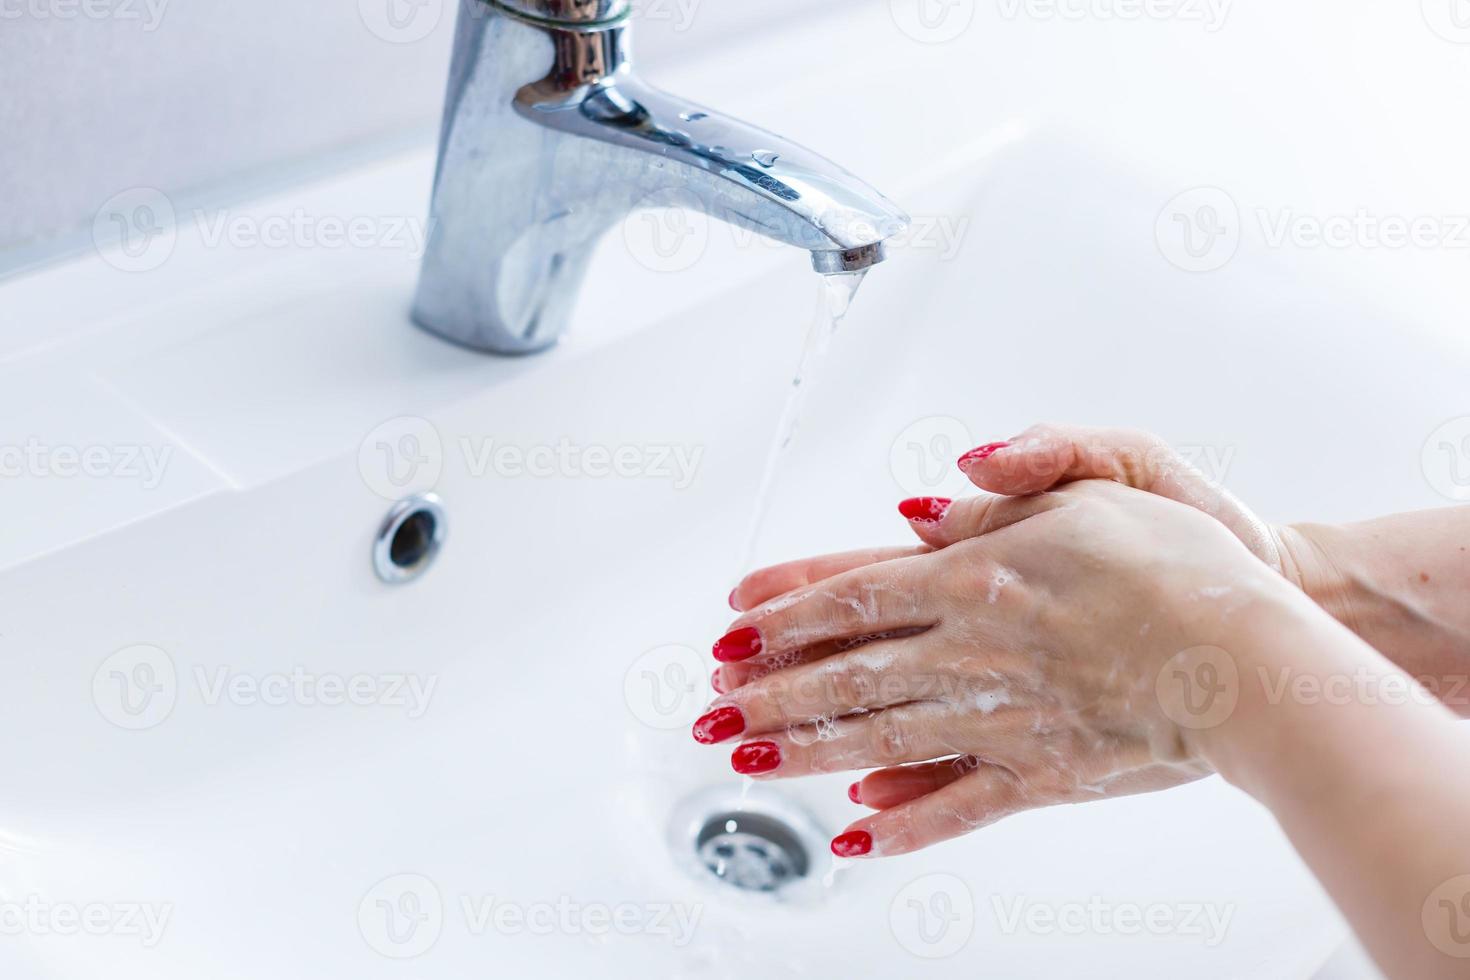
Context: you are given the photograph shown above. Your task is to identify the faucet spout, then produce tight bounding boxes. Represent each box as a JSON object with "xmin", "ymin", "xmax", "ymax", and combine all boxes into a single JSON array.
[{"xmin": 412, "ymin": 0, "xmax": 909, "ymax": 354}]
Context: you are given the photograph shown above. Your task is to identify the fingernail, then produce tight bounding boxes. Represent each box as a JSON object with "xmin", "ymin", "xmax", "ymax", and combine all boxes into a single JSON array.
[
  {"xmin": 692, "ymin": 706, "xmax": 745, "ymax": 745},
  {"xmin": 830, "ymin": 830, "xmax": 873, "ymax": 857},
  {"xmin": 847, "ymin": 782, "xmax": 863, "ymax": 804},
  {"xmin": 898, "ymin": 497, "xmax": 952, "ymax": 524},
  {"xmin": 713, "ymin": 626, "xmax": 763, "ymax": 663},
  {"xmin": 710, "ymin": 668, "xmax": 728, "ymax": 696},
  {"xmin": 731, "ymin": 740, "xmax": 781, "ymax": 775},
  {"xmin": 957, "ymin": 442, "xmax": 1011, "ymax": 469},
  {"xmin": 728, "ymin": 588, "xmax": 742, "ymax": 612}
]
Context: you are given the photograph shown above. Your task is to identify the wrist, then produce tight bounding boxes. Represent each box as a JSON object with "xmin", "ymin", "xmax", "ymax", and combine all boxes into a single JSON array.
[
  {"xmin": 1169, "ymin": 582, "xmax": 1361, "ymax": 792},
  {"xmin": 1273, "ymin": 522, "xmax": 1358, "ymax": 628}
]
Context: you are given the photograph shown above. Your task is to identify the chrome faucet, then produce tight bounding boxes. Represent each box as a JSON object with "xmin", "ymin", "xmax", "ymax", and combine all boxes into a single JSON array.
[{"xmin": 411, "ymin": 0, "xmax": 910, "ymax": 354}]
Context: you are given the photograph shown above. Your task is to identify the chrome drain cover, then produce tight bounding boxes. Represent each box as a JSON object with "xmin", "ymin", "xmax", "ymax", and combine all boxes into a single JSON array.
[
  {"xmin": 668, "ymin": 785, "xmax": 833, "ymax": 904},
  {"xmin": 696, "ymin": 811, "xmax": 809, "ymax": 892}
]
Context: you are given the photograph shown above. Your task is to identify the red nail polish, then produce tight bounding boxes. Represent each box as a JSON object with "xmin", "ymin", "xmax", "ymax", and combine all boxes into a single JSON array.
[
  {"xmin": 710, "ymin": 668, "xmax": 728, "ymax": 696},
  {"xmin": 692, "ymin": 706, "xmax": 745, "ymax": 745},
  {"xmin": 731, "ymin": 740, "xmax": 781, "ymax": 775},
  {"xmin": 957, "ymin": 442, "xmax": 1011, "ymax": 469},
  {"xmin": 830, "ymin": 830, "xmax": 873, "ymax": 857},
  {"xmin": 847, "ymin": 782, "xmax": 863, "ymax": 804},
  {"xmin": 728, "ymin": 588, "xmax": 742, "ymax": 612},
  {"xmin": 713, "ymin": 626, "xmax": 763, "ymax": 663},
  {"xmin": 897, "ymin": 497, "xmax": 952, "ymax": 523}
]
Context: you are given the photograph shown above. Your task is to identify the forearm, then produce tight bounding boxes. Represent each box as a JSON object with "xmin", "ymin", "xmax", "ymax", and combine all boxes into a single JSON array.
[
  {"xmin": 1279, "ymin": 507, "xmax": 1470, "ymax": 714},
  {"xmin": 1195, "ymin": 589, "xmax": 1470, "ymax": 979}
]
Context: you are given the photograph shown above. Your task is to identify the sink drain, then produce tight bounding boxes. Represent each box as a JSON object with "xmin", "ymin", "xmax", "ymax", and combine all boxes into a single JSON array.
[
  {"xmin": 668, "ymin": 785, "xmax": 832, "ymax": 904},
  {"xmin": 372, "ymin": 494, "xmax": 446, "ymax": 584},
  {"xmin": 696, "ymin": 811, "xmax": 809, "ymax": 893}
]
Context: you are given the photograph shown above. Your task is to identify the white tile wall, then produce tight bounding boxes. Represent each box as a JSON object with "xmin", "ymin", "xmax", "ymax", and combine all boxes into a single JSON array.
[{"xmin": 0, "ymin": 0, "xmax": 848, "ymax": 268}]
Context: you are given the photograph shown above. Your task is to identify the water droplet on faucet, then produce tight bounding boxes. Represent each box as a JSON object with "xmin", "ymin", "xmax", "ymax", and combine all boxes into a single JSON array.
[
  {"xmin": 753, "ymin": 150, "xmax": 780, "ymax": 168},
  {"xmin": 680, "ymin": 110, "xmax": 709, "ymax": 122}
]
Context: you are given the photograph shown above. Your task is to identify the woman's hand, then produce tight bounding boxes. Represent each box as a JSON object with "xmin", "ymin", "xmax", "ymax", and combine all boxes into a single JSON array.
[
  {"xmin": 727, "ymin": 423, "xmax": 1470, "ymax": 718},
  {"xmin": 901, "ymin": 423, "xmax": 1289, "ymax": 573},
  {"xmin": 694, "ymin": 479, "xmax": 1300, "ymax": 858},
  {"xmin": 726, "ymin": 423, "xmax": 1295, "ymax": 621}
]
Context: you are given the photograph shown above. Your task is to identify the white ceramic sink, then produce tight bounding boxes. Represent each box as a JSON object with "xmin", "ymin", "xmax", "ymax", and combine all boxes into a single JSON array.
[{"xmin": 3, "ymin": 5, "xmax": 1467, "ymax": 977}]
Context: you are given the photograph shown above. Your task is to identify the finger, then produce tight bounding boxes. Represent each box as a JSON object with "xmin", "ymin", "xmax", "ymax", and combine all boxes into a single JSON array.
[
  {"xmin": 713, "ymin": 554, "xmax": 939, "ymax": 664},
  {"xmin": 831, "ymin": 764, "xmax": 1036, "ymax": 858},
  {"xmin": 696, "ymin": 631, "xmax": 946, "ymax": 745},
  {"xmin": 851, "ymin": 756, "xmax": 981, "ymax": 809},
  {"xmin": 958, "ymin": 423, "xmax": 1176, "ymax": 494},
  {"xmin": 730, "ymin": 546, "xmax": 930, "ymax": 612},
  {"xmin": 897, "ymin": 492, "xmax": 1063, "ymax": 549},
  {"xmin": 713, "ymin": 629, "xmax": 928, "ymax": 693},
  {"xmin": 713, "ymin": 650, "xmax": 822, "ymax": 695},
  {"xmin": 957, "ymin": 423, "xmax": 1282, "ymax": 570},
  {"xmin": 730, "ymin": 702, "xmax": 997, "ymax": 779}
]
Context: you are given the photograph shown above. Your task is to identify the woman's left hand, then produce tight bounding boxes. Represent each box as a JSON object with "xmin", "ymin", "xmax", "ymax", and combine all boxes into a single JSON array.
[{"xmin": 693, "ymin": 479, "xmax": 1301, "ymax": 858}]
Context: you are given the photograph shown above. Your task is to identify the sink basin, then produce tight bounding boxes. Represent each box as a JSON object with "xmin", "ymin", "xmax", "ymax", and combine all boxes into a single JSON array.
[{"xmin": 2, "ymin": 7, "xmax": 1464, "ymax": 978}]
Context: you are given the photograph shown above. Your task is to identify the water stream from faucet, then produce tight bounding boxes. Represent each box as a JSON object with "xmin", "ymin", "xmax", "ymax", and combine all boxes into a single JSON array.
[
  {"xmin": 734, "ymin": 272, "xmax": 869, "ymax": 576},
  {"xmin": 728, "ymin": 271, "xmax": 868, "ymax": 893}
]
